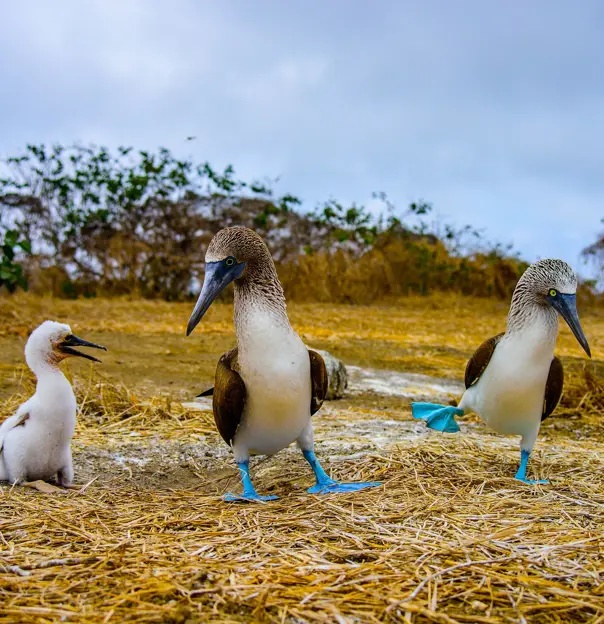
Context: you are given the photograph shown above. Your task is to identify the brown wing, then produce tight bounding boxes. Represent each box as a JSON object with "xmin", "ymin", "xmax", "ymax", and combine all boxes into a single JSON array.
[
  {"xmin": 309, "ymin": 350, "xmax": 328, "ymax": 416},
  {"xmin": 464, "ymin": 333, "xmax": 505, "ymax": 389},
  {"xmin": 213, "ymin": 348, "xmax": 246, "ymax": 446},
  {"xmin": 542, "ymin": 356, "xmax": 564, "ymax": 421}
]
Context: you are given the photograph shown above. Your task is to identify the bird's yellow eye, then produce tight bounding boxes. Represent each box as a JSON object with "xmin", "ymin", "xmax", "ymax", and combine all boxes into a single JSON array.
[
  {"xmin": 549, "ymin": 289, "xmax": 557, "ymax": 297},
  {"xmin": 225, "ymin": 257, "xmax": 235, "ymax": 267}
]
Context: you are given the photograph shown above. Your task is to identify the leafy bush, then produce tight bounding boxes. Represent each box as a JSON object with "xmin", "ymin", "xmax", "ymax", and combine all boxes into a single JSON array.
[
  {"xmin": 0, "ymin": 229, "xmax": 31, "ymax": 293},
  {"xmin": 0, "ymin": 143, "xmax": 539, "ymax": 302}
]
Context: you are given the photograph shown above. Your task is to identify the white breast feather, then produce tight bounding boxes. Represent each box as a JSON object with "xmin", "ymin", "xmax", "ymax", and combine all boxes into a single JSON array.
[
  {"xmin": 0, "ymin": 375, "xmax": 76, "ymax": 483},
  {"xmin": 460, "ymin": 325, "xmax": 555, "ymax": 438},
  {"xmin": 233, "ymin": 307, "xmax": 312, "ymax": 459}
]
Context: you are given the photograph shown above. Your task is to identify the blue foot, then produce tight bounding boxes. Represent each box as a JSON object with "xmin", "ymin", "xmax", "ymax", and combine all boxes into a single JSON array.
[
  {"xmin": 302, "ymin": 449, "xmax": 381, "ymax": 496},
  {"xmin": 307, "ymin": 480, "xmax": 382, "ymax": 495},
  {"xmin": 411, "ymin": 402, "xmax": 463, "ymax": 433},
  {"xmin": 224, "ymin": 492, "xmax": 279, "ymax": 502},
  {"xmin": 515, "ymin": 450, "xmax": 548, "ymax": 485},
  {"xmin": 515, "ymin": 478, "xmax": 549, "ymax": 485},
  {"xmin": 224, "ymin": 460, "xmax": 278, "ymax": 503}
]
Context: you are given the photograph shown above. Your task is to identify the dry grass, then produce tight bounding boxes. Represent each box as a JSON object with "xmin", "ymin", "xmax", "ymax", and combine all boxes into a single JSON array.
[
  {"xmin": 0, "ymin": 293, "xmax": 601, "ymax": 396},
  {"xmin": 0, "ymin": 294, "xmax": 603, "ymax": 623}
]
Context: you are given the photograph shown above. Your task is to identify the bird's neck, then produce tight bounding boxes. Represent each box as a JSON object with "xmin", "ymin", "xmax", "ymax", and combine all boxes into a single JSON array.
[
  {"xmin": 233, "ymin": 259, "xmax": 291, "ymax": 346},
  {"xmin": 32, "ymin": 361, "xmax": 73, "ymax": 394},
  {"xmin": 506, "ymin": 290, "xmax": 558, "ymax": 344}
]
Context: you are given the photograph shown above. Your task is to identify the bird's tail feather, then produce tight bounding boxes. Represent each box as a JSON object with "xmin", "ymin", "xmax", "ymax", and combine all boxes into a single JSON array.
[{"xmin": 411, "ymin": 402, "xmax": 463, "ymax": 433}]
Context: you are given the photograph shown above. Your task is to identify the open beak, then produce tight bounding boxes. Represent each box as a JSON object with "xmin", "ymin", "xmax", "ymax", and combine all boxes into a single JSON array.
[
  {"xmin": 186, "ymin": 261, "xmax": 245, "ymax": 336},
  {"xmin": 549, "ymin": 293, "xmax": 591, "ymax": 358},
  {"xmin": 58, "ymin": 334, "xmax": 107, "ymax": 363}
]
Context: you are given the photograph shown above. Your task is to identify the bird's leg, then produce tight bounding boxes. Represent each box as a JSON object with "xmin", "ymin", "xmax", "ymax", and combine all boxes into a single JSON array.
[
  {"xmin": 515, "ymin": 449, "xmax": 548, "ymax": 485},
  {"xmin": 57, "ymin": 454, "xmax": 74, "ymax": 488},
  {"xmin": 304, "ymin": 447, "xmax": 332, "ymax": 487},
  {"xmin": 302, "ymin": 449, "xmax": 381, "ymax": 494},
  {"xmin": 224, "ymin": 460, "xmax": 278, "ymax": 503},
  {"xmin": 297, "ymin": 422, "xmax": 381, "ymax": 495}
]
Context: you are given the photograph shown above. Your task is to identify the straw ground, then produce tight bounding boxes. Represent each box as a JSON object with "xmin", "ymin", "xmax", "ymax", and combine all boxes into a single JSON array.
[{"xmin": 0, "ymin": 295, "xmax": 603, "ymax": 623}]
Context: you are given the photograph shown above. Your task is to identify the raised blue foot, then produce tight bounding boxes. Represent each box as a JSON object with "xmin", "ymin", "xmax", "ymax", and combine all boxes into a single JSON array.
[
  {"xmin": 515, "ymin": 450, "xmax": 549, "ymax": 485},
  {"xmin": 224, "ymin": 461, "xmax": 279, "ymax": 503},
  {"xmin": 302, "ymin": 450, "xmax": 381, "ymax": 495},
  {"xmin": 411, "ymin": 402, "xmax": 463, "ymax": 433}
]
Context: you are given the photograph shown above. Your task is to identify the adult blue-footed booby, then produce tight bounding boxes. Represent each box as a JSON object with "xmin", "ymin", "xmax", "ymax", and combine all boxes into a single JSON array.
[
  {"xmin": 187, "ymin": 226, "xmax": 381, "ymax": 502},
  {"xmin": 412, "ymin": 259, "xmax": 591, "ymax": 484},
  {"xmin": 0, "ymin": 321, "xmax": 106, "ymax": 490}
]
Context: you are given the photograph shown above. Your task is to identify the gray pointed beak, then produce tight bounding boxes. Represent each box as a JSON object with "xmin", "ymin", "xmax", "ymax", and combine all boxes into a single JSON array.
[
  {"xmin": 187, "ymin": 261, "xmax": 245, "ymax": 336},
  {"xmin": 59, "ymin": 334, "xmax": 107, "ymax": 363},
  {"xmin": 549, "ymin": 293, "xmax": 591, "ymax": 358}
]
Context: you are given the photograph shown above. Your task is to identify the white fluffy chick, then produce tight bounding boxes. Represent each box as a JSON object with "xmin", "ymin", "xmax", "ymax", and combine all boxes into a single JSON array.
[{"xmin": 0, "ymin": 320, "xmax": 106, "ymax": 489}]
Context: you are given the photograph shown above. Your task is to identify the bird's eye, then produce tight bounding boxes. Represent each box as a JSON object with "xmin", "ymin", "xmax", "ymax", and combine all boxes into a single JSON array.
[
  {"xmin": 549, "ymin": 289, "xmax": 557, "ymax": 297},
  {"xmin": 225, "ymin": 257, "xmax": 235, "ymax": 267}
]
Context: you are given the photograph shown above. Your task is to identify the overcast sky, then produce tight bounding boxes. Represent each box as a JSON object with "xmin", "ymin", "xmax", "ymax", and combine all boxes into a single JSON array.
[{"xmin": 1, "ymin": 1, "xmax": 602, "ymax": 274}]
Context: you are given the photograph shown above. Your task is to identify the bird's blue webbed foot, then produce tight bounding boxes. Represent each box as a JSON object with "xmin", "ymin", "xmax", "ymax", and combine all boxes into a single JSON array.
[
  {"xmin": 307, "ymin": 480, "xmax": 381, "ymax": 494},
  {"xmin": 224, "ymin": 492, "xmax": 279, "ymax": 502},
  {"xmin": 515, "ymin": 450, "xmax": 549, "ymax": 485},
  {"xmin": 224, "ymin": 461, "xmax": 279, "ymax": 503},
  {"xmin": 411, "ymin": 402, "xmax": 463, "ymax": 433},
  {"xmin": 303, "ymin": 450, "xmax": 381, "ymax": 495},
  {"xmin": 516, "ymin": 478, "xmax": 549, "ymax": 485}
]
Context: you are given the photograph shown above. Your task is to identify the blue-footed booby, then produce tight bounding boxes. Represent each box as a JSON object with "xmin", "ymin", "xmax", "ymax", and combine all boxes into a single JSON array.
[
  {"xmin": 411, "ymin": 259, "xmax": 591, "ymax": 484},
  {"xmin": 187, "ymin": 226, "xmax": 381, "ymax": 502},
  {"xmin": 0, "ymin": 321, "xmax": 106, "ymax": 491}
]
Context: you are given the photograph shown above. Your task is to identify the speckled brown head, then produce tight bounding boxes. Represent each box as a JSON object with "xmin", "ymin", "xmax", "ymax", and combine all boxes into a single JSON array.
[
  {"xmin": 514, "ymin": 259, "xmax": 577, "ymax": 300},
  {"xmin": 509, "ymin": 259, "xmax": 590, "ymax": 356},
  {"xmin": 187, "ymin": 227, "xmax": 285, "ymax": 336},
  {"xmin": 205, "ymin": 226, "xmax": 274, "ymax": 267}
]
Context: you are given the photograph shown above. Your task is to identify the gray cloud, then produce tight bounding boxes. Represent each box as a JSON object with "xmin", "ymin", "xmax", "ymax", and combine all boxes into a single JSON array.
[{"xmin": 1, "ymin": 0, "xmax": 602, "ymax": 273}]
